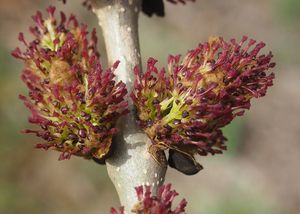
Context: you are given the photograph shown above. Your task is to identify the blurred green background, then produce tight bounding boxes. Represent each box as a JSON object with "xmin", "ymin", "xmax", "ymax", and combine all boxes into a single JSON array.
[{"xmin": 0, "ymin": 0, "xmax": 299, "ymax": 213}]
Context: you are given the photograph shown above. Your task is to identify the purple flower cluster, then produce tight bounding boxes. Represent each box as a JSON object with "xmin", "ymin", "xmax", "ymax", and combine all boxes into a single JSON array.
[
  {"xmin": 131, "ymin": 36, "xmax": 275, "ymax": 169},
  {"xmin": 111, "ymin": 184, "xmax": 187, "ymax": 214},
  {"xmin": 12, "ymin": 6, "xmax": 128, "ymax": 161}
]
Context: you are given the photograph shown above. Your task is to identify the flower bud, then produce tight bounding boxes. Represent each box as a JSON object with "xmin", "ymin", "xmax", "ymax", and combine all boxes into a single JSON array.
[{"xmin": 13, "ymin": 6, "xmax": 128, "ymax": 161}]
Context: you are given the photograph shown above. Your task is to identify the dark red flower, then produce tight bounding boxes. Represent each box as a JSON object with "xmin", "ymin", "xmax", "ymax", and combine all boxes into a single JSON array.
[
  {"xmin": 111, "ymin": 184, "xmax": 187, "ymax": 214},
  {"xmin": 131, "ymin": 36, "xmax": 275, "ymax": 172},
  {"xmin": 12, "ymin": 6, "xmax": 128, "ymax": 161}
]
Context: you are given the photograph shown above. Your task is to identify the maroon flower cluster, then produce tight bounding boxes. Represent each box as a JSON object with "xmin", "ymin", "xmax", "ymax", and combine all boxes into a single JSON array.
[
  {"xmin": 131, "ymin": 36, "xmax": 275, "ymax": 169},
  {"xmin": 111, "ymin": 184, "xmax": 187, "ymax": 214},
  {"xmin": 12, "ymin": 6, "xmax": 128, "ymax": 161}
]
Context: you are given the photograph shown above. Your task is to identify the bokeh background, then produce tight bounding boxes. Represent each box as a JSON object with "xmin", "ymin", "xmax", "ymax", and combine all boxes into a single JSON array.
[{"xmin": 0, "ymin": 0, "xmax": 300, "ymax": 213}]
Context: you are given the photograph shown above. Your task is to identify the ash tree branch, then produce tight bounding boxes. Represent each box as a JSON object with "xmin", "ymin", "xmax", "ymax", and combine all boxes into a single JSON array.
[{"xmin": 90, "ymin": 0, "xmax": 167, "ymax": 211}]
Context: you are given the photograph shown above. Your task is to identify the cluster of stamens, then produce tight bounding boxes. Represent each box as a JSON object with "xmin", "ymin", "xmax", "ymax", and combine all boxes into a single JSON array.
[
  {"xmin": 132, "ymin": 36, "xmax": 275, "ymax": 169},
  {"xmin": 12, "ymin": 6, "xmax": 128, "ymax": 161}
]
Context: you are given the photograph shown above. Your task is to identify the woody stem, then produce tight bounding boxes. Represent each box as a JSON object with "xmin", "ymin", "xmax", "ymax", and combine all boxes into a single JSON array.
[{"xmin": 90, "ymin": 0, "xmax": 167, "ymax": 212}]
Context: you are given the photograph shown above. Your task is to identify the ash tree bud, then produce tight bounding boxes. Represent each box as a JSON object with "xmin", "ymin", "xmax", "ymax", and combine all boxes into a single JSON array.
[
  {"xmin": 12, "ymin": 6, "xmax": 129, "ymax": 162},
  {"xmin": 131, "ymin": 36, "xmax": 276, "ymax": 174}
]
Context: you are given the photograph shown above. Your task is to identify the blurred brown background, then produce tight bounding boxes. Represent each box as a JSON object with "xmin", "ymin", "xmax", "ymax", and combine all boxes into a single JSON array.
[{"xmin": 0, "ymin": 0, "xmax": 299, "ymax": 213}]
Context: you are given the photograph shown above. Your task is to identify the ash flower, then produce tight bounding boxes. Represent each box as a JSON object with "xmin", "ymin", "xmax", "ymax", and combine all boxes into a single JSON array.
[
  {"xmin": 131, "ymin": 36, "xmax": 275, "ymax": 173},
  {"xmin": 12, "ymin": 6, "xmax": 128, "ymax": 161},
  {"xmin": 111, "ymin": 184, "xmax": 187, "ymax": 214}
]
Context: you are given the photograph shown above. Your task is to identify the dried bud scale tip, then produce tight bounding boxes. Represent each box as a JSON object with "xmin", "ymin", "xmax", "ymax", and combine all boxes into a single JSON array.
[
  {"xmin": 13, "ymin": 6, "xmax": 128, "ymax": 161},
  {"xmin": 131, "ymin": 36, "xmax": 275, "ymax": 173},
  {"xmin": 143, "ymin": 0, "xmax": 196, "ymax": 17},
  {"xmin": 142, "ymin": 0, "xmax": 165, "ymax": 17},
  {"xmin": 166, "ymin": 0, "xmax": 195, "ymax": 4},
  {"xmin": 111, "ymin": 184, "xmax": 187, "ymax": 214},
  {"xmin": 59, "ymin": 0, "xmax": 195, "ymax": 17},
  {"xmin": 59, "ymin": 0, "xmax": 92, "ymax": 10}
]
